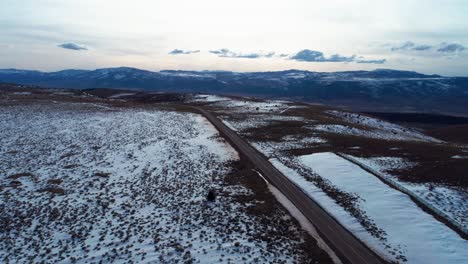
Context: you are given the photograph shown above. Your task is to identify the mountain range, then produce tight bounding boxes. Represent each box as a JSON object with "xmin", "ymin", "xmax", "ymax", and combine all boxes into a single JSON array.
[{"xmin": 1, "ymin": 67, "xmax": 467, "ymax": 115}]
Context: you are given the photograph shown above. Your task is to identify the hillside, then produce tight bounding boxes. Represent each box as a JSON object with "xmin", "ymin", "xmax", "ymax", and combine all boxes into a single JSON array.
[{"xmin": 1, "ymin": 68, "xmax": 467, "ymax": 115}]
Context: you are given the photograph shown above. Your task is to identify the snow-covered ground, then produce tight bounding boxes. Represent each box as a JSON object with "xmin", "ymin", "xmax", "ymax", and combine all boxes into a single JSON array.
[
  {"xmin": 211, "ymin": 99, "xmax": 290, "ymax": 114},
  {"xmin": 323, "ymin": 111, "xmax": 442, "ymax": 142},
  {"xmin": 191, "ymin": 94, "xmax": 231, "ymax": 102},
  {"xmin": 310, "ymin": 110, "xmax": 442, "ymax": 143},
  {"xmin": 348, "ymin": 156, "xmax": 468, "ymax": 231},
  {"xmin": 108, "ymin": 93, "xmax": 136, "ymax": 99},
  {"xmin": 251, "ymin": 136, "xmax": 326, "ymax": 158},
  {"xmin": 220, "ymin": 114, "xmax": 324, "ymax": 158},
  {"xmin": 0, "ymin": 102, "xmax": 323, "ymax": 263},
  {"xmin": 221, "ymin": 114, "xmax": 307, "ymax": 133},
  {"xmin": 271, "ymin": 153, "xmax": 468, "ymax": 264}
]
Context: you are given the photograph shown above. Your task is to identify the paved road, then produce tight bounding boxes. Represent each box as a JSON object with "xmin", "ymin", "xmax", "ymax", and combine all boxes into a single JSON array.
[{"xmin": 195, "ymin": 107, "xmax": 387, "ymax": 264}]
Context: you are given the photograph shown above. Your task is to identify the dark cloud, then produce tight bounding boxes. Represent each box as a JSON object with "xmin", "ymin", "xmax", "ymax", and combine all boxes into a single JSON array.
[
  {"xmin": 290, "ymin": 49, "xmax": 385, "ymax": 64},
  {"xmin": 209, "ymin": 49, "xmax": 230, "ymax": 55},
  {"xmin": 328, "ymin": 54, "xmax": 356, "ymax": 62},
  {"xmin": 263, "ymin": 52, "xmax": 276, "ymax": 58},
  {"xmin": 412, "ymin": 45, "xmax": 432, "ymax": 51},
  {"xmin": 169, "ymin": 49, "xmax": 200, "ymax": 55},
  {"xmin": 209, "ymin": 49, "xmax": 276, "ymax": 59},
  {"xmin": 290, "ymin": 50, "xmax": 325, "ymax": 62},
  {"xmin": 391, "ymin": 41, "xmax": 415, "ymax": 51},
  {"xmin": 437, "ymin": 43, "xmax": 466, "ymax": 53},
  {"xmin": 290, "ymin": 49, "xmax": 356, "ymax": 62},
  {"xmin": 390, "ymin": 41, "xmax": 466, "ymax": 53},
  {"xmin": 390, "ymin": 41, "xmax": 433, "ymax": 52},
  {"xmin": 233, "ymin": 53, "xmax": 261, "ymax": 59},
  {"xmin": 356, "ymin": 59, "xmax": 386, "ymax": 64},
  {"xmin": 58, "ymin": 43, "xmax": 87, "ymax": 51}
]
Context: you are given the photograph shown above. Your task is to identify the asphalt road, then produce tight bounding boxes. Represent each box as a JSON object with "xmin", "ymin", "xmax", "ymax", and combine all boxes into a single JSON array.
[{"xmin": 195, "ymin": 107, "xmax": 387, "ymax": 264}]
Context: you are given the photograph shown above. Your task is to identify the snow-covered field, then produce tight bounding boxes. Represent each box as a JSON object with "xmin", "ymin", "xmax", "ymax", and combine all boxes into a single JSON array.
[
  {"xmin": 108, "ymin": 93, "xmax": 136, "ymax": 99},
  {"xmin": 221, "ymin": 114, "xmax": 307, "ymax": 133},
  {"xmin": 0, "ymin": 102, "xmax": 323, "ymax": 263},
  {"xmin": 191, "ymin": 94, "xmax": 231, "ymax": 102},
  {"xmin": 271, "ymin": 153, "xmax": 468, "ymax": 264},
  {"xmin": 313, "ymin": 111, "xmax": 442, "ymax": 142},
  {"xmin": 211, "ymin": 99, "xmax": 290, "ymax": 114},
  {"xmin": 348, "ymin": 156, "xmax": 468, "ymax": 231}
]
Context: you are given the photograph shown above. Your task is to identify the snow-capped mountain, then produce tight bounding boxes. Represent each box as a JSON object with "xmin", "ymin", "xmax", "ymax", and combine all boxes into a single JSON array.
[{"xmin": 1, "ymin": 67, "xmax": 467, "ymax": 114}]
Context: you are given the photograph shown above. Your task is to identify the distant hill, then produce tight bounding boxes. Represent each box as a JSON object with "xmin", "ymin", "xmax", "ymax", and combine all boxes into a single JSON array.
[{"xmin": 1, "ymin": 67, "xmax": 467, "ymax": 115}]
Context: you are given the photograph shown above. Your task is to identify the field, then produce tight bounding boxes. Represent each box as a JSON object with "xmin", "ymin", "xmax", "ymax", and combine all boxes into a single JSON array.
[
  {"xmin": 0, "ymin": 87, "xmax": 333, "ymax": 263},
  {"xmin": 1, "ymin": 86, "xmax": 467, "ymax": 264}
]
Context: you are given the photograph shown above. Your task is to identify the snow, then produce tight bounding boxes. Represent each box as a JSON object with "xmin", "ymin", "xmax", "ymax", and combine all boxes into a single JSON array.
[
  {"xmin": 220, "ymin": 114, "xmax": 307, "ymax": 133},
  {"xmin": 349, "ymin": 156, "xmax": 468, "ymax": 230},
  {"xmin": 13, "ymin": 91, "xmax": 32, "ymax": 95},
  {"xmin": 113, "ymin": 74, "xmax": 126, "ymax": 80},
  {"xmin": 212, "ymin": 100, "xmax": 290, "ymax": 114},
  {"xmin": 312, "ymin": 123, "xmax": 439, "ymax": 142},
  {"xmin": 222, "ymin": 120, "xmax": 239, "ymax": 131},
  {"xmin": 191, "ymin": 94, "xmax": 230, "ymax": 102},
  {"xmin": 451, "ymin": 155, "xmax": 468, "ymax": 159},
  {"xmin": 295, "ymin": 152, "xmax": 467, "ymax": 264},
  {"xmin": 324, "ymin": 110, "xmax": 442, "ymax": 142},
  {"xmin": 251, "ymin": 136, "xmax": 325, "ymax": 158},
  {"xmin": 159, "ymin": 72, "xmax": 215, "ymax": 79},
  {"xmin": 0, "ymin": 102, "xmax": 316, "ymax": 263},
  {"xmin": 270, "ymin": 158, "xmax": 397, "ymax": 261},
  {"xmin": 108, "ymin": 93, "xmax": 136, "ymax": 98}
]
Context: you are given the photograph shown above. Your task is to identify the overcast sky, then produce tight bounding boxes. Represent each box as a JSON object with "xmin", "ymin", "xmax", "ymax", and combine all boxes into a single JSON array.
[{"xmin": 1, "ymin": 0, "xmax": 467, "ymax": 75}]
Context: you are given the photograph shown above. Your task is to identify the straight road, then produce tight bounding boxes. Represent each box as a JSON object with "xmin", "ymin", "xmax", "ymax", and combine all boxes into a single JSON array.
[{"xmin": 195, "ymin": 107, "xmax": 387, "ymax": 264}]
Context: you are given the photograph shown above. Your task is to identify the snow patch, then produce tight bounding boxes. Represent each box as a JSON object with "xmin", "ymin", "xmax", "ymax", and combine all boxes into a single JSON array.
[{"xmin": 297, "ymin": 152, "xmax": 467, "ymax": 264}]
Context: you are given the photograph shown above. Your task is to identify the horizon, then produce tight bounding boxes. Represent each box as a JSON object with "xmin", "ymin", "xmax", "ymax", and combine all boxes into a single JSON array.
[
  {"xmin": 1, "ymin": 1, "xmax": 467, "ymax": 77},
  {"xmin": 0, "ymin": 66, "xmax": 463, "ymax": 77}
]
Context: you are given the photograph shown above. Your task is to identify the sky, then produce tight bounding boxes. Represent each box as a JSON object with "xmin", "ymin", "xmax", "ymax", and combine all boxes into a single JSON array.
[{"xmin": 0, "ymin": 0, "xmax": 467, "ymax": 76}]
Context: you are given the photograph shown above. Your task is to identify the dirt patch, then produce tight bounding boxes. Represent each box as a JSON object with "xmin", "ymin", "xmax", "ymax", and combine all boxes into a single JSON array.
[
  {"xmin": 244, "ymin": 121, "xmax": 312, "ymax": 142},
  {"xmin": 9, "ymin": 180, "xmax": 22, "ymax": 187},
  {"xmin": 7, "ymin": 172, "xmax": 34, "ymax": 180},
  {"xmin": 47, "ymin": 179, "xmax": 63, "ymax": 185},
  {"xmin": 60, "ymin": 153, "xmax": 77, "ymax": 160},
  {"xmin": 427, "ymin": 124, "xmax": 468, "ymax": 144},
  {"xmin": 39, "ymin": 187, "xmax": 65, "ymax": 195},
  {"xmin": 63, "ymin": 164, "xmax": 79, "ymax": 169},
  {"xmin": 94, "ymin": 172, "xmax": 111, "ymax": 178}
]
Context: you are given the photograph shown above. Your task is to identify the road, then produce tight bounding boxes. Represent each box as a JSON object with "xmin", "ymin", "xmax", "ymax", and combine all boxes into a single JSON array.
[{"xmin": 195, "ymin": 107, "xmax": 387, "ymax": 264}]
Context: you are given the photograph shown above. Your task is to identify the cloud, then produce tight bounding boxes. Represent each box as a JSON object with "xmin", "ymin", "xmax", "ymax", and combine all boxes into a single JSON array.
[
  {"xmin": 209, "ymin": 49, "xmax": 275, "ymax": 59},
  {"xmin": 289, "ymin": 49, "xmax": 385, "ymax": 64},
  {"xmin": 437, "ymin": 43, "xmax": 465, "ymax": 53},
  {"xmin": 290, "ymin": 49, "xmax": 356, "ymax": 62},
  {"xmin": 391, "ymin": 41, "xmax": 414, "ymax": 51},
  {"xmin": 169, "ymin": 49, "xmax": 200, "ymax": 55},
  {"xmin": 412, "ymin": 45, "xmax": 432, "ymax": 51},
  {"xmin": 328, "ymin": 54, "xmax": 356, "ymax": 62},
  {"xmin": 58, "ymin": 43, "xmax": 87, "ymax": 51},
  {"xmin": 389, "ymin": 41, "xmax": 466, "ymax": 53},
  {"xmin": 209, "ymin": 48, "xmax": 230, "ymax": 55},
  {"xmin": 290, "ymin": 50, "xmax": 325, "ymax": 62},
  {"xmin": 390, "ymin": 41, "xmax": 432, "ymax": 52},
  {"xmin": 356, "ymin": 59, "xmax": 386, "ymax": 64}
]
